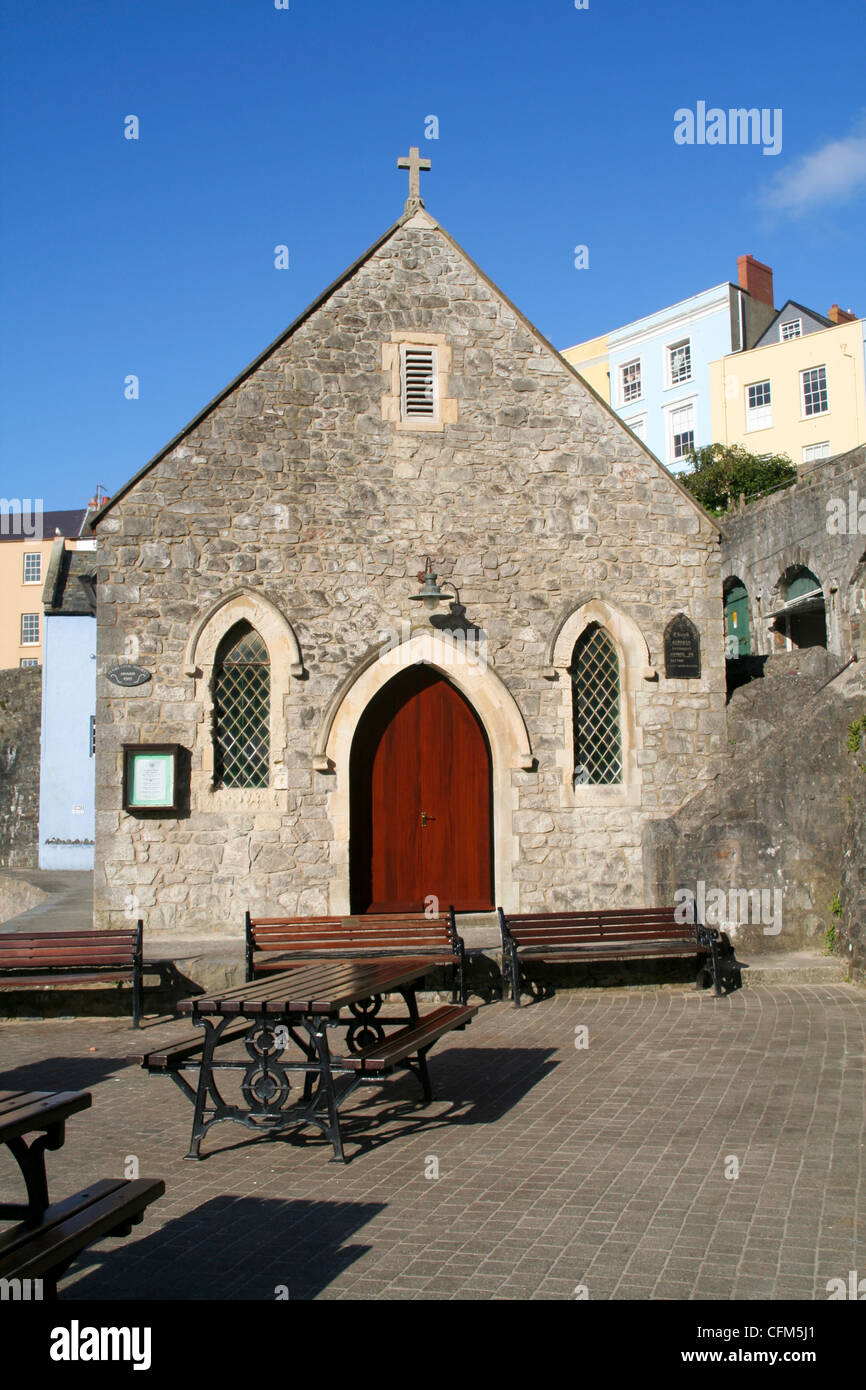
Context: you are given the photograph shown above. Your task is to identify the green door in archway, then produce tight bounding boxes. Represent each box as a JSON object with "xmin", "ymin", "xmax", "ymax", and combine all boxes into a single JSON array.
[{"xmin": 724, "ymin": 581, "xmax": 751, "ymax": 657}]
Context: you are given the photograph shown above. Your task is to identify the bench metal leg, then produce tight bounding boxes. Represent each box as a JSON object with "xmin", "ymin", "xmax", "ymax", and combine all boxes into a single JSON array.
[
  {"xmin": 511, "ymin": 946, "xmax": 522, "ymax": 1007},
  {"xmin": 1, "ymin": 1130, "xmax": 56, "ymax": 1221},
  {"xmin": 412, "ymin": 1046, "xmax": 434, "ymax": 1103}
]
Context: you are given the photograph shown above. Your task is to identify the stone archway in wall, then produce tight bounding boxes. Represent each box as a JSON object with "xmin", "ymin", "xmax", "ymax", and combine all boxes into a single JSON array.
[
  {"xmin": 773, "ymin": 565, "xmax": 828, "ymax": 652},
  {"xmin": 314, "ymin": 629, "xmax": 533, "ymax": 915}
]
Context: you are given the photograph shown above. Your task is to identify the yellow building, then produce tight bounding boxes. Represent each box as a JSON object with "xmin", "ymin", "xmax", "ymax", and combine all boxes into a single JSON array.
[
  {"xmin": 0, "ymin": 509, "xmax": 88, "ymax": 669},
  {"xmin": 709, "ymin": 315, "xmax": 866, "ymax": 465},
  {"xmin": 561, "ymin": 332, "xmax": 610, "ymax": 402}
]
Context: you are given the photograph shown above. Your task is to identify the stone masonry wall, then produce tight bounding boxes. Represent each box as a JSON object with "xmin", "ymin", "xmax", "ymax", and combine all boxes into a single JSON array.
[
  {"xmin": 0, "ymin": 667, "xmax": 42, "ymax": 869},
  {"xmin": 839, "ymin": 706, "xmax": 866, "ymax": 983},
  {"xmin": 92, "ymin": 209, "xmax": 727, "ymax": 936},
  {"xmin": 643, "ymin": 649, "xmax": 859, "ymax": 954},
  {"xmin": 721, "ymin": 444, "xmax": 866, "ymax": 661}
]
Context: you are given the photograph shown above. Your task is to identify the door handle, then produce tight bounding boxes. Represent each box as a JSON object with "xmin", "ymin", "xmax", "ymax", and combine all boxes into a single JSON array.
[{"xmin": 421, "ymin": 811, "xmax": 435, "ymax": 828}]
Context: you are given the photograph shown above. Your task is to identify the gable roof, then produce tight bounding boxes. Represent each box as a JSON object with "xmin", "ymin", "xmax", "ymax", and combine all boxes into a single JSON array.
[
  {"xmin": 89, "ymin": 207, "xmax": 719, "ymax": 537},
  {"xmin": 756, "ymin": 299, "xmax": 833, "ymax": 341}
]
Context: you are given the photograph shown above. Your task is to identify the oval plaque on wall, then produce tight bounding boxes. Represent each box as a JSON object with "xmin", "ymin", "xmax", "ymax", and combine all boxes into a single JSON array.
[{"xmin": 105, "ymin": 664, "xmax": 151, "ymax": 687}]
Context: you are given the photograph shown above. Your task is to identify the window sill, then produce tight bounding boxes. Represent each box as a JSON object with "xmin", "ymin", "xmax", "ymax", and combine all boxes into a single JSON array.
[
  {"xmin": 564, "ymin": 779, "xmax": 642, "ymax": 809},
  {"xmin": 195, "ymin": 783, "xmax": 291, "ymax": 812}
]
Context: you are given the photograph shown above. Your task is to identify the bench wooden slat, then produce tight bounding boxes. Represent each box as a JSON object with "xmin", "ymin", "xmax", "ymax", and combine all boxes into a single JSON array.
[
  {"xmin": 0, "ymin": 1180, "xmax": 127, "ymax": 1261},
  {"xmin": 0, "ymin": 1178, "xmax": 165, "ymax": 1282},
  {"xmin": 336, "ymin": 1004, "xmax": 477, "ymax": 1071},
  {"xmin": 0, "ymin": 935, "xmax": 138, "ymax": 945},
  {"xmin": 519, "ymin": 944, "xmax": 699, "ymax": 962},
  {"xmin": 253, "ymin": 949, "xmax": 457, "ymax": 973},
  {"xmin": 0, "ymin": 971, "xmax": 134, "ymax": 988},
  {"xmin": 0, "ymin": 945, "xmax": 136, "ymax": 956},
  {"xmin": 127, "ymin": 1019, "xmax": 254, "ymax": 1068},
  {"xmin": 0, "ymin": 1090, "xmax": 92, "ymax": 1140}
]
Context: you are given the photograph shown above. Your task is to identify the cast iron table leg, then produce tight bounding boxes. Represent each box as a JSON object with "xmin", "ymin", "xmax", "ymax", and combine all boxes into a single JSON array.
[{"xmin": 0, "ymin": 1124, "xmax": 63, "ymax": 1222}]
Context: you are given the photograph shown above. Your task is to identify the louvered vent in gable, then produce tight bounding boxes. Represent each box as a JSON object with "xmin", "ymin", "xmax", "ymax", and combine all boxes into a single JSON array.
[{"xmin": 400, "ymin": 345, "xmax": 438, "ymax": 420}]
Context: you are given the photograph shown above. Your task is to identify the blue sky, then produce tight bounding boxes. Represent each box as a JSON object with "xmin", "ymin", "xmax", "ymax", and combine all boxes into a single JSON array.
[{"xmin": 2, "ymin": 0, "xmax": 865, "ymax": 509}]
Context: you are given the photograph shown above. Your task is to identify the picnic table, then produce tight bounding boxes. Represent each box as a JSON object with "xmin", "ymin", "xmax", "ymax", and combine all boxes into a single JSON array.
[
  {"xmin": 0, "ymin": 1089, "xmax": 163, "ymax": 1297},
  {"xmin": 0, "ymin": 1089, "xmax": 93, "ymax": 1221},
  {"xmin": 148, "ymin": 957, "xmax": 477, "ymax": 1163}
]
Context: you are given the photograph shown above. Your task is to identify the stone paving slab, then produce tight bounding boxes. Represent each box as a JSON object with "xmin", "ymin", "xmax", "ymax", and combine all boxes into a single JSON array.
[{"xmin": 0, "ymin": 982, "xmax": 863, "ymax": 1301}]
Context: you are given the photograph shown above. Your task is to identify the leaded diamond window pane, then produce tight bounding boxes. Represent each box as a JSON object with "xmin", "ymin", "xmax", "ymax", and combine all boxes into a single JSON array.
[
  {"xmin": 571, "ymin": 625, "xmax": 623, "ymax": 785},
  {"xmin": 214, "ymin": 624, "xmax": 270, "ymax": 788}
]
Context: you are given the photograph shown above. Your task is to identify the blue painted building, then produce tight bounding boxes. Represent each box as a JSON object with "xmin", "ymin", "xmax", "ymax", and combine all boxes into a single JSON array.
[
  {"xmin": 38, "ymin": 539, "xmax": 97, "ymax": 869},
  {"xmin": 565, "ymin": 255, "xmax": 777, "ymax": 473}
]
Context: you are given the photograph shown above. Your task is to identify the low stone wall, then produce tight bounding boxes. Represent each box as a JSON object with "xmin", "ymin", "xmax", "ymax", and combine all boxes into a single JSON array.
[
  {"xmin": 0, "ymin": 872, "xmax": 50, "ymax": 923},
  {"xmin": 839, "ymin": 710, "xmax": 866, "ymax": 983},
  {"xmin": 0, "ymin": 668, "xmax": 42, "ymax": 869},
  {"xmin": 643, "ymin": 650, "xmax": 860, "ymax": 955}
]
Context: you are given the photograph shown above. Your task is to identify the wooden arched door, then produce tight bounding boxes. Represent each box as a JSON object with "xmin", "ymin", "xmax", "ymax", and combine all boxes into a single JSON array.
[{"xmin": 350, "ymin": 667, "xmax": 493, "ymax": 913}]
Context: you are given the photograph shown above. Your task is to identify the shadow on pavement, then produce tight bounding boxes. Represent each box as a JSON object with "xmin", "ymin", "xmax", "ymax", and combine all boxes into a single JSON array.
[
  {"xmin": 190, "ymin": 1045, "xmax": 559, "ymax": 1165},
  {"xmin": 0, "ymin": 1053, "xmax": 130, "ymax": 1092},
  {"xmin": 62, "ymin": 1195, "xmax": 387, "ymax": 1300}
]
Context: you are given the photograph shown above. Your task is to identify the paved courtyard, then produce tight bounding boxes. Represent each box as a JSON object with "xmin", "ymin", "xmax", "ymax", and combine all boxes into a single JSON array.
[{"xmin": 1, "ymin": 982, "xmax": 863, "ymax": 1301}]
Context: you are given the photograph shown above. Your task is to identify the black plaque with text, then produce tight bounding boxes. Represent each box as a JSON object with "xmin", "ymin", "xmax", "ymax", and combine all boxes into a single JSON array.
[{"xmin": 664, "ymin": 614, "xmax": 701, "ymax": 679}]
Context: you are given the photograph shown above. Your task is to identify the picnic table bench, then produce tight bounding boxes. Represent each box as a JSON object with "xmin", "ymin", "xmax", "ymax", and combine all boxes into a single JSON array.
[
  {"xmin": 0, "ymin": 923, "xmax": 144, "ymax": 1027},
  {"xmin": 129, "ymin": 958, "xmax": 477, "ymax": 1162},
  {"xmin": 0, "ymin": 1089, "xmax": 163, "ymax": 1298},
  {"xmin": 498, "ymin": 907, "xmax": 745, "ymax": 1005},
  {"xmin": 245, "ymin": 909, "xmax": 467, "ymax": 1004}
]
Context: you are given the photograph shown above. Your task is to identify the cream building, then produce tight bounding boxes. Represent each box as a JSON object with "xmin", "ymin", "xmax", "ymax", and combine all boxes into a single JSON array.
[
  {"xmin": 561, "ymin": 332, "xmax": 610, "ymax": 402},
  {"xmin": 709, "ymin": 316, "xmax": 866, "ymax": 465},
  {"xmin": 0, "ymin": 509, "xmax": 88, "ymax": 669}
]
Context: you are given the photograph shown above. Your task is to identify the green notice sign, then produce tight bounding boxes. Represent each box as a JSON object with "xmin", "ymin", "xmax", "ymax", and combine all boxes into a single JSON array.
[{"xmin": 130, "ymin": 752, "xmax": 175, "ymax": 808}]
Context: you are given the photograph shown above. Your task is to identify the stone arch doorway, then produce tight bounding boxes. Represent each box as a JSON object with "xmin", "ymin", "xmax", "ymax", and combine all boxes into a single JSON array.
[
  {"xmin": 349, "ymin": 666, "xmax": 494, "ymax": 913},
  {"xmin": 775, "ymin": 566, "xmax": 827, "ymax": 650}
]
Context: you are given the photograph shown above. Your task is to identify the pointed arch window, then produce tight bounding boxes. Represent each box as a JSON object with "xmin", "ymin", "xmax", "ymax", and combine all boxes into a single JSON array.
[
  {"xmin": 570, "ymin": 624, "xmax": 623, "ymax": 785},
  {"xmin": 213, "ymin": 622, "xmax": 270, "ymax": 788}
]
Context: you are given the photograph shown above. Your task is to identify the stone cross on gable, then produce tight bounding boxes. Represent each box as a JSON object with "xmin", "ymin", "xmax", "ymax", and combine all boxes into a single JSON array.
[{"xmin": 397, "ymin": 146, "xmax": 431, "ymax": 212}]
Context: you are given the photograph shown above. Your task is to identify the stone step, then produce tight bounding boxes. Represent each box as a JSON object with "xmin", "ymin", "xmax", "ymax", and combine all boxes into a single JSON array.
[{"xmin": 739, "ymin": 951, "xmax": 849, "ymax": 985}]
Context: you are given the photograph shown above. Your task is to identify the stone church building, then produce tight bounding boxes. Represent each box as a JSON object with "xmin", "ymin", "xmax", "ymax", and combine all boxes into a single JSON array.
[{"xmin": 90, "ymin": 155, "xmax": 727, "ymax": 936}]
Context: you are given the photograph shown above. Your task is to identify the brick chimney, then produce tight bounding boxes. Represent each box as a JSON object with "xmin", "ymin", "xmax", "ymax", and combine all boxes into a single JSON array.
[
  {"xmin": 828, "ymin": 303, "xmax": 858, "ymax": 324},
  {"xmin": 737, "ymin": 254, "xmax": 774, "ymax": 307}
]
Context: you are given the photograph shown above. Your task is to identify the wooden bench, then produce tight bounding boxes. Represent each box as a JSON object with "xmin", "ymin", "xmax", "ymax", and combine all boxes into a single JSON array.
[
  {"xmin": 334, "ymin": 1003, "xmax": 478, "ymax": 1102},
  {"xmin": 0, "ymin": 923, "xmax": 144, "ymax": 1027},
  {"xmin": 245, "ymin": 910, "xmax": 467, "ymax": 1003},
  {"xmin": 498, "ymin": 907, "xmax": 745, "ymax": 1005},
  {"xmin": 0, "ymin": 1177, "xmax": 164, "ymax": 1299}
]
